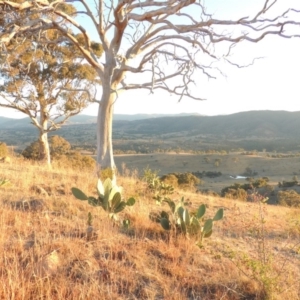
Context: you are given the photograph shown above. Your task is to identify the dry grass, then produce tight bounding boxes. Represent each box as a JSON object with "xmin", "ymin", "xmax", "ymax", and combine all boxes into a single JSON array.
[{"xmin": 0, "ymin": 158, "xmax": 299, "ymax": 300}]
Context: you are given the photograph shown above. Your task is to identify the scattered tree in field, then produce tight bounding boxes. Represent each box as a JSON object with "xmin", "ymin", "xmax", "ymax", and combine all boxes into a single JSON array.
[
  {"xmin": 22, "ymin": 136, "xmax": 71, "ymax": 160},
  {"xmin": 1, "ymin": 1, "xmax": 300, "ymax": 179},
  {"xmin": 0, "ymin": 4, "xmax": 102, "ymax": 165},
  {"xmin": 22, "ymin": 135, "xmax": 96, "ymax": 170}
]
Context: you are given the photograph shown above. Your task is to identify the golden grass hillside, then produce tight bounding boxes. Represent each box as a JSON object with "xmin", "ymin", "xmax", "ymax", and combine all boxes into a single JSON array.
[{"xmin": 0, "ymin": 158, "xmax": 299, "ymax": 300}]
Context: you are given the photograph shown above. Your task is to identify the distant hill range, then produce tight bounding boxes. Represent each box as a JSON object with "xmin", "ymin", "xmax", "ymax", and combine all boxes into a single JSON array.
[
  {"xmin": 0, "ymin": 112, "xmax": 199, "ymax": 128},
  {"xmin": 1, "ymin": 110, "xmax": 300, "ymax": 139}
]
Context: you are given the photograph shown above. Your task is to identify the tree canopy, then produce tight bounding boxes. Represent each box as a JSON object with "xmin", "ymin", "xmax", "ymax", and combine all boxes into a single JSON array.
[{"xmin": 0, "ymin": 2, "xmax": 103, "ymax": 164}]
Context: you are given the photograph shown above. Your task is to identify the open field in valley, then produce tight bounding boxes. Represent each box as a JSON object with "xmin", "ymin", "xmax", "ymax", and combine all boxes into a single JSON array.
[{"xmin": 114, "ymin": 152, "xmax": 300, "ymax": 193}]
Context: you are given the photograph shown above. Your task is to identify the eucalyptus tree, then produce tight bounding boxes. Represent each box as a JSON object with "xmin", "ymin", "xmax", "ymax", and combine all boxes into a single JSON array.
[
  {"xmin": 0, "ymin": 3, "xmax": 102, "ymax": 165},
  {"xmin": 1, "ymin": 0, "xmax": 299, "ymax": 175}
]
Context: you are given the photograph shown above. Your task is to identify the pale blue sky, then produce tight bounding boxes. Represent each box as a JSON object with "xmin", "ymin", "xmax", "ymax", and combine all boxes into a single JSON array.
[{"xmin": 1, "ymin": 0, "xmax": 299, "ymax": 118}]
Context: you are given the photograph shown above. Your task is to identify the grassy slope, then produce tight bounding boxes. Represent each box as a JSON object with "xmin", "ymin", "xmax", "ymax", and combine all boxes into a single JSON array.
[{"xmin": 0, "ymin": 158, "xmax": 299, "ymax": 300}]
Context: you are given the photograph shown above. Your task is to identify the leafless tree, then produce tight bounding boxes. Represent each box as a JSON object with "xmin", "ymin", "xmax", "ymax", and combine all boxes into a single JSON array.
[{"xmin": 1, "ymin": 0, "xmax": 299, "ymax": 179}]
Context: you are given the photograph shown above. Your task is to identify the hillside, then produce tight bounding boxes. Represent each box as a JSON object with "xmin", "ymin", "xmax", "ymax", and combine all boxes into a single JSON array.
[
  {"xmin": 112, "ymin": 110, "xmax": 300, "ymax": 138},
  {"xmin": 0, "ymin": 158, "xmax": 299, "ymax": 299},
  {"xmin": 0, "ymin": 112, "xmax": 201, "ymax": 128},
  {"xmin": 2, "ymin": 110, "xmax": 300, "ymax": 153},
  {"xmin": 1, "ymin": 110, "xmax": 300, "ymax": 138}
]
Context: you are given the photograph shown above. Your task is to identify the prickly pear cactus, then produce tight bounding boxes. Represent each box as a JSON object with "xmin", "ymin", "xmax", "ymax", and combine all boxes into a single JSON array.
[
  {"xmin": 158, "ymin": 198, "xmax": 224, "ymax": 247},
  {"xmin": 196, "ymin": 204, "xmax": 224, "ymax": 247},
  {"xmin": 72, "ymin": 178, "xmax": 135, "ymax": 220}
]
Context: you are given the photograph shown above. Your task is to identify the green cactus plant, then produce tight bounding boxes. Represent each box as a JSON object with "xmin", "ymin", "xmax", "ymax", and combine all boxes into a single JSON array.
[
  {"xmin": 158, "ymin": 198, "xmax": 223, "ymax": 246},
  {"xmin": 71, "ymin": 178, "xmax": 135, "ymax": 221},
  {"xmin": 159, "ymin": 197, "xmax": 191, "ymax": 234},
  {"xmin": 194, "ymin": 204, "xmax": 223, "ymax": 247}
]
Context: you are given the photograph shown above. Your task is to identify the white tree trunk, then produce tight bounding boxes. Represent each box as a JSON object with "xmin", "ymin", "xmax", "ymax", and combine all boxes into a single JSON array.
[
  {"xmin": 39, "ymin": 109, "xmax": 51, "ymax": 166},
  {"xmin": 39, "ymin": 131, "xmax": 51, "ymax": 165},
  {"xmin": 96, "ymin": 86, "xmax": 116, "ymax": 173}
]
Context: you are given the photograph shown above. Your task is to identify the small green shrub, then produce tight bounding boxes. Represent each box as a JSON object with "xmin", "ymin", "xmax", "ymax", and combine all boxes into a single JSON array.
[
  {"xmin": 142, "ymin": 167, "xmax": 161, "ymax": 191},
  {"xmin": 142, "ymin": 167, "xmax": 175, "ymax": 199}
]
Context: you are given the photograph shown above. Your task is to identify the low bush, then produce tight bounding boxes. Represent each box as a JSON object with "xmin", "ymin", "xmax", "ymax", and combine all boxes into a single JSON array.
[
  {"xmin": 278, "ymin": 190, "xmax": 300, "ymax": 207},
  {"xmin": 161, "ymin": 172, "xmax": 201, "ymax": 188},
  {"xmin": 160, "ymin": 173, "xmax": 178, "ymax": 188},
  {"xmin": 222, "ymin": 178, "xmax": 270, "ymax": 201},
  {"xmin": 142, "ymin": 168, "xmax": 174, "ymax": 202},
  {"xmin": 22, "ymin": 135, "xmax": 71, "ymax": 160},
  {"xmin": 49, "ymin": 135, "xmax": 71, "ymax": 159},
  {"xmin": 223, "ymin": 187, "xmax": 248, "ymax": 201},
  {"xmin": 221, "ymin": 183, "xmax": 252, "ymax": 197},
  {"xmin": 22, "ymin": 140, "xmax": 40, "ymax": 160},
  {"xmin": 253, "ymin": 177, "xmax": 269, "ymax": 188},
  {"xmin": 192, "ymin": 171, "xmax": 222, "ymax": 178},
  {"xmin": 278, "ymin": 180, "xmax": 298, "ymax": 188},
  {"xmin": 197, "ymin": 189, "xmax": 220, "ymax": 197},
  {"xmin": 142, "ymin": 167, "xmax": 161, "ymax": 191},
  {"xmin": 54, "ymin": 151, "xmax": 96, "ymax": 170},
  {"xmin": 22, "ymin": 136, "xmax": 95, "ymax": 170}
]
